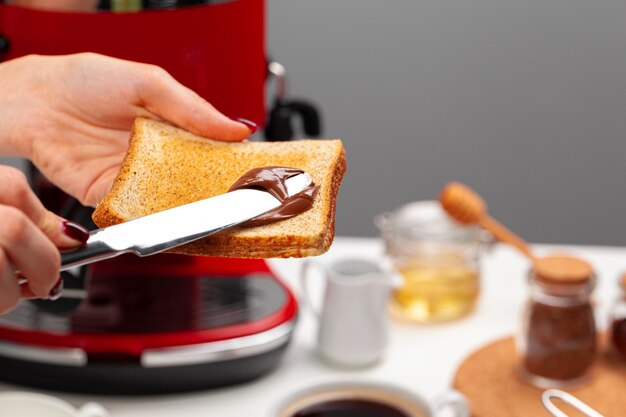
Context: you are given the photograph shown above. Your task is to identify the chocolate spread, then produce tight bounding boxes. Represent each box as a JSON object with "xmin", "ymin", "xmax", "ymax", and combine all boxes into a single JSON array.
[{"xmin": 229, "ymin": 166, "xmax": 319, "ymax": 227}]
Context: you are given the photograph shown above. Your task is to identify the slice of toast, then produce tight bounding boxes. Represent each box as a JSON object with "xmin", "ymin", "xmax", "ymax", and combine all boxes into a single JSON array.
[{"xmin": 92, "ymin": 117, "xmax": 346, "ymax": 258}]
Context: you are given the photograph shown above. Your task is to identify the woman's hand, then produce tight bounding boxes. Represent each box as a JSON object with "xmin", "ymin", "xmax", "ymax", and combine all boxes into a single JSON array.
[
  {"xmin": 0, "ymin": 166, "xmax": 88, "ymax": 313},
  {"xmin": 0, "ymin": 53, "xmax": 254, "ymax": 207}
]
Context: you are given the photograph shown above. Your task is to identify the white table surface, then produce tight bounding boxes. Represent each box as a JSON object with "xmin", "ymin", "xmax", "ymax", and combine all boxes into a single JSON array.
[{"xmin": 1, "ymin": 237, "xmax": 624, "ymax": 416}]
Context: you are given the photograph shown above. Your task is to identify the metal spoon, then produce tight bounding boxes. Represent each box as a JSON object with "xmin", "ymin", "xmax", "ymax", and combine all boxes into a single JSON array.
[{"xmin": 542, "ymin": 389, "xmax": 604, "ymax": 417}]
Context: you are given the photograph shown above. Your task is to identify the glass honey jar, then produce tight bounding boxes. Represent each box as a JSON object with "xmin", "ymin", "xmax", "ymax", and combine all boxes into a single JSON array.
[
  {"xmin": 609, "ymin": 273, "xmax": 626, "ymax": 360},
  {"xmin": 376, "ymin": 201, "xmax": 486, "ymax": 323},
  {"xmin": 518, "ymin": 255, "xmax": 597, "ymax": 388}
]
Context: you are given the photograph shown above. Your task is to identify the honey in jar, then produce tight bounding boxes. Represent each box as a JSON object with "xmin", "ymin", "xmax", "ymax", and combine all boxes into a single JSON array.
[{"xmin": 376, "ymin": 201, "xmax": 485, "ymax": 323}]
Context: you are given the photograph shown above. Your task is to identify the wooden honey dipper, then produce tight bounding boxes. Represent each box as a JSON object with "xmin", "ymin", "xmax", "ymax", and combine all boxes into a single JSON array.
[{"xmin": 439, "ymin": 182, "xmax": 536, "ymax": 260}]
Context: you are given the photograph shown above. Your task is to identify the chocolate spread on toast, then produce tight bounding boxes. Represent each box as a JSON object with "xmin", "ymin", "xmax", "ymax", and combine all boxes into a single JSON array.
[{"xmin": 229, "ymin": 167, "xmax": 319, "ymax": 227}]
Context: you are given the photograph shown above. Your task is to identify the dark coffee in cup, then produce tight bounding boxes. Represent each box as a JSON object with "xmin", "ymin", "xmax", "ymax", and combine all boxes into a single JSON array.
[
  {"xmin": 291, "ymin": 398, "xmax": 410, "ymax": 417},
  {"xmin": 276, "ymin": 384, "xmax": 429, "ymax": 417}
]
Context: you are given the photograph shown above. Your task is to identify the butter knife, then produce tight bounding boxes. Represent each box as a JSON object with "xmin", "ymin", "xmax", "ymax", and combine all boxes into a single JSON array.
[{"xmin": 60, "ymin": 172, "xmax": 313, "ymax": 271}]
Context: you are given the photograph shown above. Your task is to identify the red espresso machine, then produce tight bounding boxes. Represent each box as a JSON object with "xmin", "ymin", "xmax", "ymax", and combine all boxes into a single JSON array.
[{"xmin": 0, "ymin": 1, "xmax": 320, "ymax": 394}]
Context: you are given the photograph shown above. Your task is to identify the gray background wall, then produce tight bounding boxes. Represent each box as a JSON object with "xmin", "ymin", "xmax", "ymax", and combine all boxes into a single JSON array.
[
  {"xmin": 1, "ymin": 1, "xmax": 624, "ymax": 246},
  {"xmin": 267, "ymin": 0, "xmax": 626, "ymax": 245}
]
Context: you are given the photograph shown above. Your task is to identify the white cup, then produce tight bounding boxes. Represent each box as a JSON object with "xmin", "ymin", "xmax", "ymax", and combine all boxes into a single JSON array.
[
  {"xmin": 271, "ymin": 380, "xmax": 469, "ymax": 417},
  {"xmin": 0, "ymin": 391, "xmax": 109, "ymax": 417},
  {"xmin": 300, "ymin": 258, "xmax": 402, "ymax": 367}
]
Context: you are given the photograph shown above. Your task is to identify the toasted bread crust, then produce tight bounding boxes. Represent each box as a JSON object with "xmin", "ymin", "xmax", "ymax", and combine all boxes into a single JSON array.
[{"xmin": 92, "ymin": 118, "xmax": 346, "ymax": 258}]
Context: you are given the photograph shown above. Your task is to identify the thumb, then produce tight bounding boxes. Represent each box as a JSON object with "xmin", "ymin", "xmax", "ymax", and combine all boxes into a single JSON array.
[
  {"xmin": 0, "ymin": 166, "xmax": 88, "ymax": 249},
  {"xmin": 81, "ymin": 166, "xmax": 117, "ymax": 208},
  {"xmin": 136, "ymin": 66, "xmax": 256, "ymax": 141},
  {"xmin": 39, "ymin": 211, "xmax": 90, "ymax": 250}
]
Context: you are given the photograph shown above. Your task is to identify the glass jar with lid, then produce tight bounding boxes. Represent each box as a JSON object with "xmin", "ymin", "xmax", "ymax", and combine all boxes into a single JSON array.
[
  {"xmin": 518, "ymin": 255, "xmax": 597, "ymax": 388},
  {"xmin": 376, "ymin": 201, "xmax": 487, "ymax": 323},
  {"xmin": 609, "ymin": 273, "xmax": 626, "ymax": 360}
]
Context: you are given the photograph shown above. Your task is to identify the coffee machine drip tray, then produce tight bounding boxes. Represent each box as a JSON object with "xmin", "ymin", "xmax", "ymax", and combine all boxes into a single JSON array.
[{"xmin": 0, "ymin": 265, "xmax": 297, "ymax": 394}]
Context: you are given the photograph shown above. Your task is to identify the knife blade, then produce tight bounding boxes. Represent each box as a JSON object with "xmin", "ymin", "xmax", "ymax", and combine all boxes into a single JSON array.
[{"xmin": 60, "ymin": 172, "xmax": 313, "ymax": 271}]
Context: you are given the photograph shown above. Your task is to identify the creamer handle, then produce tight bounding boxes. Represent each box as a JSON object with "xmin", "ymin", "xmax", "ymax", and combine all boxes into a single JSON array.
[{"xmin": 299, "ymin": 260, "xmax": 326, "ymax": 320}]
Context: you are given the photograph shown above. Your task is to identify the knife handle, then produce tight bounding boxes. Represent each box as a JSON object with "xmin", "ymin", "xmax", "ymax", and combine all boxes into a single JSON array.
[{"xmin": 60, "ymin": 232, "xmax": 122, "ymax": 271}]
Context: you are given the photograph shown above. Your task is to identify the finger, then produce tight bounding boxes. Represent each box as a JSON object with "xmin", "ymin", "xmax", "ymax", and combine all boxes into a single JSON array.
[
  {"xmin": 0, "ymin": 166, "xmax": 88, "ymax": 248},
  {"xmin": 81, "ymin": 164, "xmax": 120, "ymax": 208},
  {"xmin": 0, "ymin": 205, "xmax": 60, "ymax": 297},
  {"xmin": 20, "ymin": 278, "xmax": 62, "ymax": 300},
  {"xmin": 0, "ymin": 249, "xmax": 21, "ymax": 314},
  {"xmin": 135, "ymin": 65, "xmax": 255, "ymax": 142},
  {"xmin": 19, "ymin": 283, "xmax": 39, "ymax": 300}
]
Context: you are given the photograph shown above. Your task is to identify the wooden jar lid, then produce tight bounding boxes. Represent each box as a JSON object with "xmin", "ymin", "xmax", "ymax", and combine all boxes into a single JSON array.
[{"xmin": 533, "ymin": 255, "xmax": 593, "ymax": 285}]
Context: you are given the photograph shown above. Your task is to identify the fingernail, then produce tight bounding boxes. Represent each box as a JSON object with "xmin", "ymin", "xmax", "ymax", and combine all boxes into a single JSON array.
[
  {"xmin": 62, "ymin": 221, "xmax": 89, "ymax": 245},
  {"xmin": 15, "ymin": 272, "xmax": 28, "ymax": 285},
  {"xmin": 229, "ymin": 117, "xmax": 258, "ymax": 135},
  {"xmin": 48, "ymin": 278, "xmax": 64, "ymax": 300}
]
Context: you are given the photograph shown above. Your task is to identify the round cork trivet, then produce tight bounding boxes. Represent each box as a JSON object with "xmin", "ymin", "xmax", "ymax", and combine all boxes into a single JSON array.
[
  {"xmin": 533, "ymin": 255, "xmax": 593, "ymax": 285},
  {"xmin": 453, "ymin": 336, "xmax": 625, "ymax": 416}
]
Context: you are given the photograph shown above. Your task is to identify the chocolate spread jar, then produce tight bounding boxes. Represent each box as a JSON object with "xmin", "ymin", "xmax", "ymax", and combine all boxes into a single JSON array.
[
  {"xmin": 518, "ymin": 255, "xmax": 597, "ymax": 388},
  {"xmin": 609, "ymin": 273, "xmax": 626, "ymax": 360}
]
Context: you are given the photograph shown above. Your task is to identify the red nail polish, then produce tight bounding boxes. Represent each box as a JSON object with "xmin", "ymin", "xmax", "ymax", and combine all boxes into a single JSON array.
[
  {"xmin": 229, "ymin": 117, "xmax": 258, "ymax": 134},
  {"xmin": 62, "ymin": 221, "xmax": 89, "ymax": 245},
  {"xmin": 48, "ymin": 278, "xmax": 64, "ymax": 300}
]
